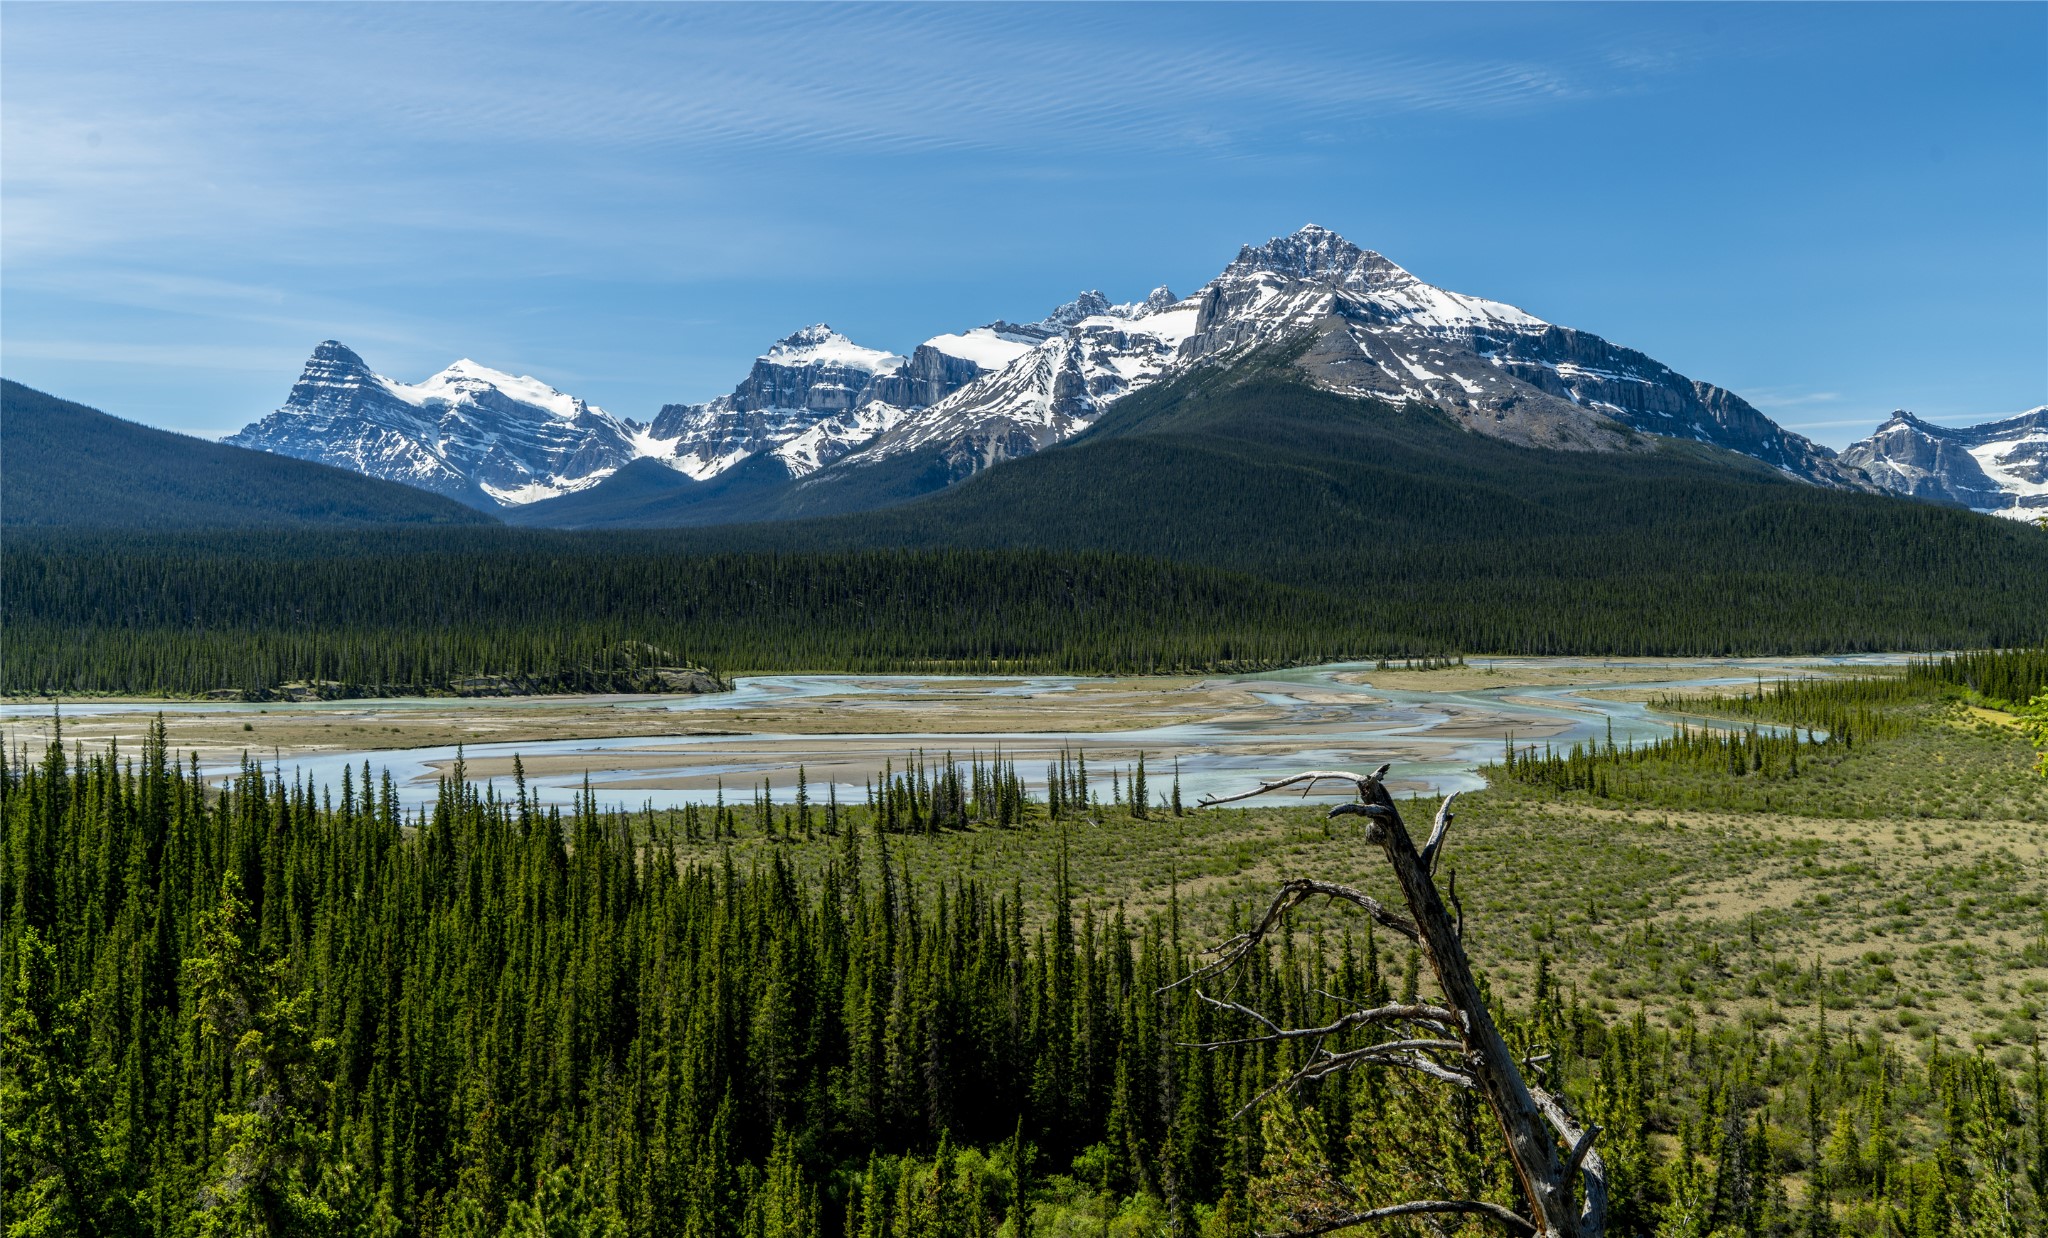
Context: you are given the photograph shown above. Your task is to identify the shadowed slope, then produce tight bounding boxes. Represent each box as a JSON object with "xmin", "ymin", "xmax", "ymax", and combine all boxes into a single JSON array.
[{"xmin": 1, "ymin": 381, "xmax": 496, "ymax": 528}]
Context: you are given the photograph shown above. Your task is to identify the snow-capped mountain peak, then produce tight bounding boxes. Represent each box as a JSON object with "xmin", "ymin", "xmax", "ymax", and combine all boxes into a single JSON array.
[
  {"xmin": 837, "ymin": 283, "xmax": 1202, "ymax": 481},
  {"xmin": 1202, "ymin": 223, "xmax": 1546, "ymax": 337},
  {"xmin": 762, "ymin": 324, "xmax": 905, "ymax": 373},
  {"xmin": 403, "ymin": 358, "xmax": 601, "ymax": 422},
  {"xmin": 237, "ymin": 225, "xmax": 1896, "ymax": 515},
  {"xmin": 1041, "ymin": 291, "xmax": 1115, "ymax": 328},
  {"xmin": 228, "ymin": 342, "xmax": 642, "ymax": 506},
  {"xmin": 1223, "ymin": 222, "xmax": 1412, "ymax": 289},
  {"xmin": 641, "ymin": 323, "xmax": 934, "ymax": 482},
  {"xmin": 1841, "ymin": 405, "xmax": 2048, "ymax": 520}
]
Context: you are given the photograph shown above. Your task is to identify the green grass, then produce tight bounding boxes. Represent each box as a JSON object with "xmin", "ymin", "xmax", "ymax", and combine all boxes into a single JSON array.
[
  {"xmin": 12, "ymin": 672, "xmax": 2044, "ymax": 1235},
  {"xmin": 1493, "ymin": 703, "xmax": 2048, "ymax": 820},
  {"xmin": 614, "ymin": 700, "xmax": 2048, "ymax": 1232},
  {"xmin": 642, "ymin": 699, "xmax": 2048, "ymax": 1056}
]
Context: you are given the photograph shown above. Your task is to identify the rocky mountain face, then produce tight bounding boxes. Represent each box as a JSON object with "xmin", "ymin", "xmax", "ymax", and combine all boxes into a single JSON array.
[
  {"xmin": 637, "ymin": 294, "xmax": 1195, "ymax": 485},
  {"xmin": 1153, "ymin": 226, "xmax": 1862, "ymax": 481},
  {"xmin": 227, "ymin": 342, "xmax": 644, "ymax": 506},
  {"xmin": 841, "ymin": 292, "xmax": 1197, "ymax": 483},
  {"xmin": 816, "ymin": 225, "xmax": 1863, "ymax": 491},
  {"xmin": 1840, "ymin": 407, "xmax": 2048, "ymax": 520},
  {"xmin": 236, "ymin": 226, "xmax": 1900, "ymax": 517},
  {"xmin": 643, "ymin": 325, "xmax": 914, "ymax": 480}
]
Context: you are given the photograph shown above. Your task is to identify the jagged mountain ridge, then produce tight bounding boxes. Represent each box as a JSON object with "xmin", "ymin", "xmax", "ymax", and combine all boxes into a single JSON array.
[
  {"xmin": 842, "ymin": 296, "xmax": 1202, "ymax": 484},
  {"xmin": 1841, "ymin": 407, "xmax": 2048, "ymax": 521},
  {"xmin": 796, "ymin": 224, "xmax": 1867, "ymax": 506},
  {"xmin": 643, "ymin": 324, "xmax": 911, "ymax": 480},
  {"xmin": 639, "ymin": 288, "xmax": 1193, "ymax": 486},
  {"xmin": 226, "ymin": 342, "xmax": 645, "ymax": 506},
  {"xmin": 235, "ymin": 225, "xmax": 1881, "ymax": 518},
  {"xmin": 1165, "ymin": 226, "xmax": 1858, "ymax": 482}
]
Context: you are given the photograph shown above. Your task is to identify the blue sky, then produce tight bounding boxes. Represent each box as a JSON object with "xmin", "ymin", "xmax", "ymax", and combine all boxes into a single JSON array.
[{"xmin": 3, "ymin": 2, "xmax": 2041, "ymax": 447}]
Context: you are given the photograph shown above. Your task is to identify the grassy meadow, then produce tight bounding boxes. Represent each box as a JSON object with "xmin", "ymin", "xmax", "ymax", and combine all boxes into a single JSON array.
[
  {"xmin": 643, "ymin": 695, "xmax": 2048, "ymax": 1057},
  {"xmin": 609, "ymin": 667, "xmax": 2048, "ymax": 1233},
  {"xmin": 9, "ymin": 655, "xmax": 2045, "ymax": 1236}
]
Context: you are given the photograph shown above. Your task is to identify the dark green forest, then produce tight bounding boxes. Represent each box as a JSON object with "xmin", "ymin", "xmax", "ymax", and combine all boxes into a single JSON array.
[
  {"xmin": 701, "ymin": 374, "xmax": 2048, "ymax": 650},
  {"xmin": 3, "ymin": 538, "xmax": 1390, "ymax": 693},
  {"xmin": 8, "ymin": 506, "xmax": 2047, "ymax": 697},
  {"xmin": 5, "ymin": 719, "xmax": 2044, "ymax": 1236}
]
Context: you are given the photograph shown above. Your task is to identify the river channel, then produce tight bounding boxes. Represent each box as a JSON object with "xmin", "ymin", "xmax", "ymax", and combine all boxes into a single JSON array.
[{"xmin": 2, "ymin": 655, "xmax": 1912, "ymax": 812}]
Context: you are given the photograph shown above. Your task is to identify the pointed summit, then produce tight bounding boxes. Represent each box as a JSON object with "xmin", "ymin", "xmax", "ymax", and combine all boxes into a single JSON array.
[
  {"xmin": 283, "ymin": 340, "xmax": 379, "ymax": 407},
  {"xmin": 1043, "ymin": 291, "xmax": 1114, "ymax": 327},
  {"xmin": 1224, "ymin": 224, "xmax": 1410, "ymax": 289},
  {"xmin": 308, "ymin": 339, "xmax": 370, "ymax": 369},
  {"xmin": 230, "ymin": 341, "xmax": 641, "ymax": 506},
  {"xmin": 771, "ymin": 323, "xmax": 842, "ymax": 350}
]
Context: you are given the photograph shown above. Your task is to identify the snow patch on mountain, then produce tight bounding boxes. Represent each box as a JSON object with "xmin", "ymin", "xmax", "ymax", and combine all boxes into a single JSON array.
[
  {"xmin": 227, "ymin": 341, "xmax": 643, "ymax": 507},
  {"xmin": 641, "ymin": 324, "xmax": 938, "ymax": 482},
  {"xmin": 920, "ymin": 327, "xmax": 1041, "ymax": 372},
  {"xmin": 386, "ymin": 358, "xmax": 594, "ymax": 421},
  {"xmin": 763, "ymin": 324, "xmax": 905, "ymax": 372},
  {"xmin": 841, "ymin": 291, "xmax": 1200, "ymax": 478},
  {"xmin": 1842, "ymin": 407, "xmax": 2048, "ymax": 520}
]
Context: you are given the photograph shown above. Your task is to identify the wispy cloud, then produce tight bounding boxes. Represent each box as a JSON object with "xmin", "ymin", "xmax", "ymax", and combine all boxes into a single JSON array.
[
  {"xmin": 1745, "ymin": 388, "xmax": 1842, "ymax": 410},
  {"xmin": 3, "ymin": 3, "xmax": 2035, "ymax": 440},
  {"xmin": 2, "ymin": 4, "xmax": 1688, "ymax": 267},
  {"xmin": 1, "ymin": 339, "xmax": 288, "ymax": 373}
]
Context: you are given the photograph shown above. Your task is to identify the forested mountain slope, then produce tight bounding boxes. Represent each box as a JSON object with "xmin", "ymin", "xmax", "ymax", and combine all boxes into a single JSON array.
[
  {"xmin": 7, "ymin": 367, "xmax": 2045, "ymax": 697},
  {"xmin": 0, "ymin": 381, "xmax": 495, "ymax": 528},
  {"xmin": 680, "ymin": 365, "xmax": 2048, "ymax": 652}
]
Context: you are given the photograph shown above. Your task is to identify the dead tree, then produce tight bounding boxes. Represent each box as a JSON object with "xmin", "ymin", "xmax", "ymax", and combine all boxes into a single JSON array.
[{"xmin": 1170, "ymin": 765, "xmax": 1606, "ymax": 1238}]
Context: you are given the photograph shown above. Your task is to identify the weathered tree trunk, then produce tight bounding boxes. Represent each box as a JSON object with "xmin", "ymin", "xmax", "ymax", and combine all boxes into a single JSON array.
[{"xmin": 1184, "ymin": 766, "xmax": 1606, "ymax": 1237}]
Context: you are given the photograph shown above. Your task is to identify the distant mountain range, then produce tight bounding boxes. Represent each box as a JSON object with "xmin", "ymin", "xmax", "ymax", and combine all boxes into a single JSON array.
[
  {"xmin": 0, "ymin": 380, "xmax": 493, "ymax": 528},
  {"xmin": 221, "ymin": 224, "xmax": 2046, "ymax": 530},
  {"xmin": 1841, "ymin": 407, "xmax": 2048, "ymax": 522},
  {"xmin": 225, "ymin": 342, "xmax": 647, "ymax": 507}
]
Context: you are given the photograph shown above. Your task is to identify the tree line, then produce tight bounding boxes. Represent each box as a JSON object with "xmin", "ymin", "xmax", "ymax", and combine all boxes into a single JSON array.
[
  {"xmin": 9, "ymin": 523, "xmax": 2048, "ymax": 698},
  {"xmin": 2, "ymin": 536, "xmax": 1405, "ymax": 695}
]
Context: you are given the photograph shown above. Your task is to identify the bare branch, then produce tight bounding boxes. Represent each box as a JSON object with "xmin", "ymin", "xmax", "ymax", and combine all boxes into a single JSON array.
[
  {"xmin": 1292, "ymin": 1044, "xmax": 1473, "ymax": 1088},
  {"xmin": 1189, "ymin": 990, "xmax": 1288, "ymax": 1037},
  {"xmin": 1229, "ymin": 1040, "xmax": 1475, "ymax": 1118},
  {"xmin": 1564, "ymin": 1123, "xmax": 1602, "ymax": 1185},
  {"xmin": 1158, "ymin": 878, "xmax": 1418, "ymax": 995},
  {"xmin": 1532, "ymin": 1084, "xmax": 1609, "ymax": 1238},
  {"xmin": 1421, "ymin": 791, "xmax": 1458, "ymax": 875},
  {"xmin": 1258, "ymin": 1198, "xmax": 1537, "ymax": 1238},
  {"xmin": 1196, "ymin": 765, "xmax": 1388, "ymax": 808},
  {"xmin": 1186, "ymin": 993, "xmax": 1457, "ymax": 1047}
]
